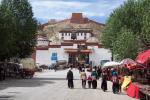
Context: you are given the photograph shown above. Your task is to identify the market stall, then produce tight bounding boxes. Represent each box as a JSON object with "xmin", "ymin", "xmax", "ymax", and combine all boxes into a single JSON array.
[
  {"xmin": 102, "ymin": 61, "xmax": 121, "ymax": 81},
  {"xmin": 102, "ymin": 61, "xmax": 121, "ymax": 68},
  {"xmin": 120, "ymin": 50, "xmax": 150, "ymax": 100},
  {"xmin": 135, "ymin": 49, "xmax": 150, "ymax": 100}
]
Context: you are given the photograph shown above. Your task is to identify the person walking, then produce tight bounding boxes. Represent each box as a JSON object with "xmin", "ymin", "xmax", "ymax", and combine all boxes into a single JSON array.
[
  {"xmin": 101, "ymin": 70, "xmax": 107, "ymax": 92},
  {"xmin": 66, "ymin": 69, "xmax": 74, "ymax": 89},
  {"xmin": 97, "ymin": 67, "xmax": 102, "ymax": 79},
  {"xmin": 91, "ymin": 69, "xmax": 98, "ymax": 89},
  {"xmin": 87, "ymin": 75, "xmax": 92, "ymax": 88},
  {"xmin": 112, "ymin": 69, "xmax": 119, "ymax": 94},
  {"xmin": 80, "ymin": 69, "xmax": 87, "ymax": 88}
]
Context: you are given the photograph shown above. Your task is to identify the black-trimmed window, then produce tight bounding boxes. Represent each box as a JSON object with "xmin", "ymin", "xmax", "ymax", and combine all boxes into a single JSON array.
[{"xmin": 62, "ymin": 33, "xmax": 64, "ymax": 36}]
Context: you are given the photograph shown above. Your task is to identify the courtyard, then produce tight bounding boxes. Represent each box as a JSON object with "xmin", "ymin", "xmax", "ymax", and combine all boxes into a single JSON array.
[{"xmin": 0, "ymin": 69, "xmax": 135, "ymax": 100}]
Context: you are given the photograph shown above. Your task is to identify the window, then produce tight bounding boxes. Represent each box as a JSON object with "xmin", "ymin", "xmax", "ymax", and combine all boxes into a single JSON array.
[
  {"xmin": 62, "ymin": 33, "xmax": 64, "ymax": 36},
  {"xmin": 84, "ymin": 33, "xmax": 86, "ymax": 36},
  {"xmin": 65, "ymin": 33, "xmax": 67, "ymax": 36},
  {"xmin": 84, "ymin": 36, "xmax": 86, "ymax": 39},
  {"xmin": 81, "ymin": 33, "xmax": 83, "ymax": 36}
]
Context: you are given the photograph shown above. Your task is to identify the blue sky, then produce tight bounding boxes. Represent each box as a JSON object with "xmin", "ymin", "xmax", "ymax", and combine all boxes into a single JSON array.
[{"xmin": 0, "ymin": 0, "xmax": 127, "ymax": 24}]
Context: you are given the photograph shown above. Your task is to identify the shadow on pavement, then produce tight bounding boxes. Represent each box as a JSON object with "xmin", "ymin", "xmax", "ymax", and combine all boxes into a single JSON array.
[
  {"xmin": 38, "ymin": 77, "xmax": 79, "ymax": 80},
  {"xmin": 0, "ymin": 95, "xmax": 14, "ymax": 100},
  {"xmin": 0, "ymin": 77, "xmax": 55, "ymax": 91},
  {"xmin": 37, "ymin": 77, "xmax": 66, "ymax": 80}
]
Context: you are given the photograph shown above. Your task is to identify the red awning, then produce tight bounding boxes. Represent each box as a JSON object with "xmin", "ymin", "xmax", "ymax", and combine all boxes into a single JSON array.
[
  {"xmin": 124, "ymin": 64, "xmax": 144, "ymax": 70},
  {"xmin": 121, "ymin": 58, "xmax": 144, "ymax": 70},
  {"xmin": 121, "ymin": 58, "xmax": 137, "ymax": 66},
  {"xmin": 136, "ymin": 49, "xmax": 150, "ymax": 66},
  {"xmin": 121, "ymin": 58, "xmax": 137, "ymax": 70}
]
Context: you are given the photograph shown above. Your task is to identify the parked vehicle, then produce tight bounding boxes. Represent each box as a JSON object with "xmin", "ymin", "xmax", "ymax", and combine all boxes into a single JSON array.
[
  {"xmin": 56, "ymin": 60, "xmax": 67, "ymax": 69},
  {"xmin": 0, "ymin": 62, "xmax": 35, "ymax": 80},
  {"xmin": 20, "ymin": 58, "xmax": 35, "ymax": 78},
  {"xmin": 21, "ymin": 68, "xmax": 35, "ymax": 79},
  {"xmin": 5, "ymin": 62, "xmax": 21, "ymax": 78},
  {"xmin": 35, "ymin": 67, "xmax": 42, "ymax": 72},
  {"xmin": 48, "ymin": 63, "xmax": 57, "ymax": 70},
  {"xmin": 39, "ymin": 65, "xmax": 48, "ymax": 69}
]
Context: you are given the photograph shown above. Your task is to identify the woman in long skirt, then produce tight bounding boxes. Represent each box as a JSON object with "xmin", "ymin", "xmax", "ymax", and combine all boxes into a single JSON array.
[
  {"xmin": 101, "ymin": 71, "xmax": 107, "ymax": 92},
  {"xmin": 112, "ymin": 76, "xmax": 119, "ymax": 94}
]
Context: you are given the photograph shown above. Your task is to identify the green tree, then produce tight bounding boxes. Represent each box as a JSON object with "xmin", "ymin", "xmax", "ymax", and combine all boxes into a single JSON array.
[
  {"xmin": 113, "ymin": 29, "xmax": 139, "ymax": 60},
  {"xmin": 101, "ymin": 0, "xmax": 150, "ymax": 60},
  {"xmin": 140, "ymin": 0, "xmax": 150, "ymax": 49},
  {"xmin": 0, "ymin": 0, "xmax": 37, "ymax": 61},
  {"xmin": 10, "ymin": 0, "xmax": 37, "ymax": 58},
  {"xmin": 0, "ymin": 0, "xmax": 16, "ymax": 61}
]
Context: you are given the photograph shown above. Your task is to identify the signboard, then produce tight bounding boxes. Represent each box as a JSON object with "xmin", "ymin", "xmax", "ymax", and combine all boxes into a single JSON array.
[
  {"xmin": 51, "ymin": 57, "xmax": 57, "ymax": 61},
  {"xmin": 51, "ymin": 53, "xmax": 58, "ymax": 61}
]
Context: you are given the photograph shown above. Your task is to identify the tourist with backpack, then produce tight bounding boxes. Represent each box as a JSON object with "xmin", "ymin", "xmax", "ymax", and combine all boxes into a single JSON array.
[{"xmin": 91, "ymin": 69, "xmax": 98, "ymax": 89}]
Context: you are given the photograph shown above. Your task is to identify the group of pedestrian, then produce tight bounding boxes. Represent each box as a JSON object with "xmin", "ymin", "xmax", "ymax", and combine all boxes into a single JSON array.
[
  {"xmin": 66, "ymin": 67, "xmax": 122, "ymax": 94},
  {"xmin": 66, "ymin": 66, "xmax": 101, "ymax": 89},
  {"xmin": 80, "ymin": 68, "xmax": 99, "ymax": 89}
]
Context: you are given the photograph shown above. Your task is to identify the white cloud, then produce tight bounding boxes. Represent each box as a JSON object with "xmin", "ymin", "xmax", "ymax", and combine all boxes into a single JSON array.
[
  {"xmin": 29, "ymin": 0, "xmax": 127, "ymax": 23},
  {"xmin": 0, "ymin": 0, "xmax": 127, "ymax": 23}
]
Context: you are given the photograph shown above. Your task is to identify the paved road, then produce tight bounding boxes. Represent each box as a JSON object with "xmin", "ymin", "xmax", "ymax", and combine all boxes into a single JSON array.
[{"xmin": 0, "ymin": 69, "xmax": 136, "ymax": 100}]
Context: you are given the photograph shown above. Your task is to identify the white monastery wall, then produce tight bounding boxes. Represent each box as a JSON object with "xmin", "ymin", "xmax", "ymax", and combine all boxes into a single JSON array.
[
  {"xmin": 88, "ymin": 46, "xmax": 111, "ymax": 66},
  {"xmin": 36, "ymin": 48, "xmax": 69, "ymax": 66},
  {"xmin": 48, "ymin": 48, "xmax": 68, "ymax": 64},
  {"xmin": 36, "ymin": 50, "xmax": 50, "ymax": 65}
]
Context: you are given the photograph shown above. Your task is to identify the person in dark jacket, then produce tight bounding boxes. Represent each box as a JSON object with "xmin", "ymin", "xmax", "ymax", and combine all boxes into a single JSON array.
[
  {"xmin": 66, "ymin": 69, "xmax": 74, "ymax": 89},
  {"xmin": 97, "ymin": 67, "xmax": 102, "ymax": 79},
  {"xmin": 101, "ymin": 70, "xmax": 108, "ymax": 92}
]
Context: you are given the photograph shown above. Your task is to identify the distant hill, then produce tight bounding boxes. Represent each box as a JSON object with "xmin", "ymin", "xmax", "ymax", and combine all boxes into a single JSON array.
[{"xmin": 38, "ymin": 13, "xmax": 105, "ymax": 43}]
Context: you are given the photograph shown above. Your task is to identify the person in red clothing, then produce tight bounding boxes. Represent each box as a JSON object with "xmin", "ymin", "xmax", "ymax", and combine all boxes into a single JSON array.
[
  {"xmin": 118, "ymin": 75, "xmax": 124, "ymax": 93},
  {"xmin": 87, "ymin": 75, "xmax": 92, "ymax": 88}
]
